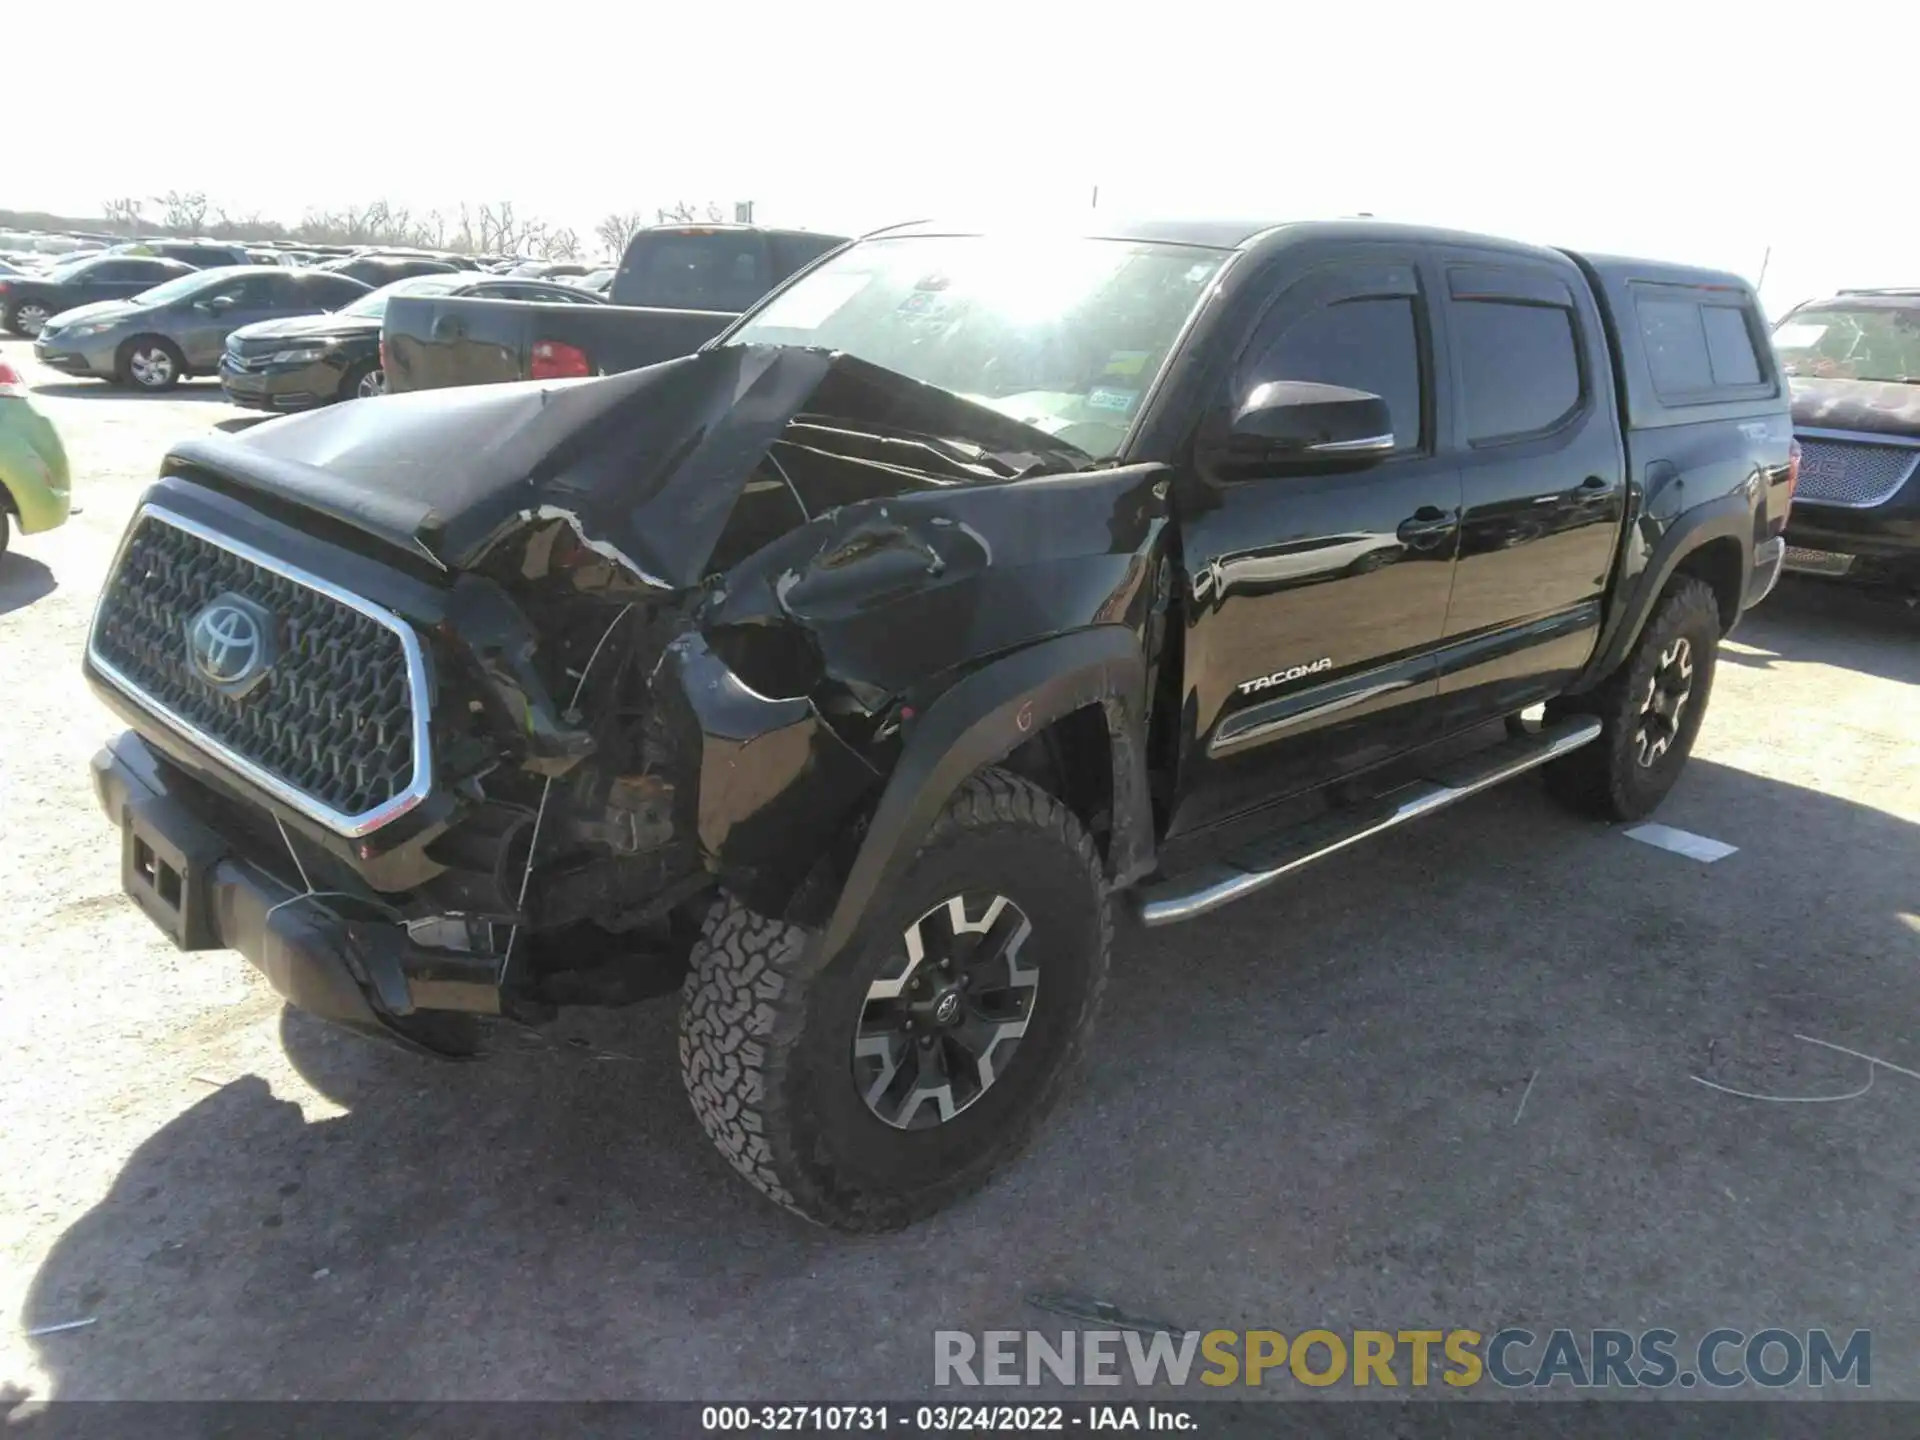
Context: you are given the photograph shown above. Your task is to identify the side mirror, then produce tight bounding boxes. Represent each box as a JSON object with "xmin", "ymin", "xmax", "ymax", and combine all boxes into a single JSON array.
[
  {"xmin": 202, "ymin": 294, "xmax": 235, "ymax": 314},
  {"xmin": 1222, "ymin": 380, "xmax": 1394, "ymax": 467}
]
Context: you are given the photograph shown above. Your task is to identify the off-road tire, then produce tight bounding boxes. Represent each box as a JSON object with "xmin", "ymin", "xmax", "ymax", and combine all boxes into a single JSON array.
[
  {"xmin": 679, "ymin": 768, "xmax": 1111, "ymax": 1231},
  {"xmin": 1545, "ymin": 575, "xmax": 1722, "ymax": 820}
]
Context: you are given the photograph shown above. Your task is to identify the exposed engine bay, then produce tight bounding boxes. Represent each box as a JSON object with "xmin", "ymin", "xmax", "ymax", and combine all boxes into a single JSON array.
[{"xmin": 90, "ymin": 345, "xmax": 1171, "ymax": 1034}]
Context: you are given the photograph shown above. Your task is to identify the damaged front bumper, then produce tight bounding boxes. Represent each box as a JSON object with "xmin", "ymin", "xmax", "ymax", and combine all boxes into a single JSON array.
[
  {"xmin": 91, "ymin": 731, "xmax": 503, "ymax": 1052},
  {"xmin": 85, "ymin": 342, "xmax": 1174, "ymax": 1029}
]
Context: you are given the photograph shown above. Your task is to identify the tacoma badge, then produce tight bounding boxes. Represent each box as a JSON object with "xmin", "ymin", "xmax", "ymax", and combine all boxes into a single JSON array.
[{"xmin": 1238, "ymin": 657, "xmax": 1333, "ymax": 695}]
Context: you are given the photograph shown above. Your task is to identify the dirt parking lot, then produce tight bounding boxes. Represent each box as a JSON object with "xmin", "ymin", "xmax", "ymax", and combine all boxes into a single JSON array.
[{"xmin": 2, "ymin": 335, "xmax": 1916, "ymax": 1403}]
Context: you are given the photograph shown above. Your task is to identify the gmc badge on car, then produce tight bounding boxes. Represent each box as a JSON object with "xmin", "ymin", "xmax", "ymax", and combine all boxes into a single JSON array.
[{"xmin": 1238, "ymin": 658, "xmax": 1333, "ymax": 694}]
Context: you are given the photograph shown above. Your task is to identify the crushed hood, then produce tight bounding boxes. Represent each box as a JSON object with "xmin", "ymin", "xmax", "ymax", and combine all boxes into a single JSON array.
[
  {"xmin": 162, "ymin": 346, "xmax": 1086, "ymax": 589},
  {"xmin": 1790, "ymin": 376, "xmax": 1920, "ymax": 439}
]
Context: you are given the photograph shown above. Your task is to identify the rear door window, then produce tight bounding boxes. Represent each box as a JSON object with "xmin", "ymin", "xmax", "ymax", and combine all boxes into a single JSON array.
[{"xmin": 1451, "ymin": 299, "xmax": 1584, "ymax": 444}]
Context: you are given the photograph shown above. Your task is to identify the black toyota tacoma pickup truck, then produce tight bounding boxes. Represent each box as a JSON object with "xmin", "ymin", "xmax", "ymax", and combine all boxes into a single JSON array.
[
  {"xmin": 84, "ymin": 219, "xmax": 1792, "ymax": 1231},
  {"xmin": 1768, "ymin": 290, "xmax": 1920, "ymax": 596},
  {"xmin": 382, "ymin": 223, "xmax": 848, "ymax": 393}
]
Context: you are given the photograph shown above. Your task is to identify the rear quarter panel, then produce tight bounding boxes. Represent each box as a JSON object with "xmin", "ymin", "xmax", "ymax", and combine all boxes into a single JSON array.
[
  {"xmin": 1568, "ymin": 254, "xmax": 1792, "ymax": 677},
  {"xmin": 382, "ymin": 295, "xmax": 735, "ymax": 393}
]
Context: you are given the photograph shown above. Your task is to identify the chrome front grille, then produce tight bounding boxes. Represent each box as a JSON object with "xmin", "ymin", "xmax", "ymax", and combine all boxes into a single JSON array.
[
  {"xmin": 223, "ymin": 343, "xmax": 271, "ymax": 372},
  {"xmin": 88, "ymin": 506, "xmax": 431, "ymax": 835},
  {"xmin": 1793, "ymin": 435, "xmax": 1920, "ymax": 508}
]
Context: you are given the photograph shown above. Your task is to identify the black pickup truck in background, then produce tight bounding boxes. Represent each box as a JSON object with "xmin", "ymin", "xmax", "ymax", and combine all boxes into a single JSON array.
[
  {"xmin": 1768, "ymin": 289, "xmax": 1920, "ymax": 598},
  {"xmin": 382, "ymin": 223, "xmax": 848, "ymax": 392},
  {"xmin": 84, "ymin": 219, "xmax": 1792, "ymax": 1231}
]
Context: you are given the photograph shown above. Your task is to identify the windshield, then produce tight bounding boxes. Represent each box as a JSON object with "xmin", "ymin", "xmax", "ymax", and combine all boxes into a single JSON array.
[
  {"xmin": 340, "ymin": 273, "xmax": 471, "ymax": 320},
  {"xmin": 725, "ymin": 235, "xmax": 1228, "ymax": 458},
  {"xmin": 1773, "ymin": 305, "xmax": 1920, "ymax": 384},
  {"xmin": 131, "ymin": 269, "xmax": 242, "ymax": 306}
]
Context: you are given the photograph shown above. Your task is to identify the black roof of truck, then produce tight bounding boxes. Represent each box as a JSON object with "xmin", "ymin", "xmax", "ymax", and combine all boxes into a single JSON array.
[
  {"xmin": 871, "ymin": 218, "xmax": 1775, "ymax": 432},
  {"xmin": 874, "ymin": 216, "xmax": 1578, "ymax": 262},
  {"xmin": 875, "ymin": 217, "xmax": 1754, "ymax": 294},
  {"xmin": 998, "ymin": 219, "xmax": 1775, "ymax": 426}
]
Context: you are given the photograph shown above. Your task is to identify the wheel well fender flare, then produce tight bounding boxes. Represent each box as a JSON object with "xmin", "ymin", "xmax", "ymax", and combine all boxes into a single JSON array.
[
  {"xmin": 1578, "ymin": 491, "xmax": 1752, "ymax": 689},
  {"xmin": 815, "ymin": 625, "xmax": 1152, "ymax": 967}
]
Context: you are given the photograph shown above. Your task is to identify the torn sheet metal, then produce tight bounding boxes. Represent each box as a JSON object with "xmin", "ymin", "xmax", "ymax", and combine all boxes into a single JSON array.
[{"xmin": 161, "ymin": 346, "xmax": 1089, "ymax": 592}]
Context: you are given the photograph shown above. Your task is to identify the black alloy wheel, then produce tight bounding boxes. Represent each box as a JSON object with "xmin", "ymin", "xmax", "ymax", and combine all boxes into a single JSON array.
[{"xmin": 852, "ymin": 891, "xmax": 1039, "ymax": 1130}]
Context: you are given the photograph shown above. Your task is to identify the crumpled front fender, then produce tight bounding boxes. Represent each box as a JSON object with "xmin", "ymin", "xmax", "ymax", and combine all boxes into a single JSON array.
[
  {"xmin": 654, "ymin": 629, "xmax": 881, "ymax": 917},
  {"xmin": 812, "ymin": 625, "xmax": 1154, "ymax": 966}
]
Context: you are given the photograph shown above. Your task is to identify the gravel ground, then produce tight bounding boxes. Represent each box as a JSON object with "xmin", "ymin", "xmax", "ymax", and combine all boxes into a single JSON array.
[{"xmin": 2, "ymin": 335, "xmax": 1916, "ymax": 1403}]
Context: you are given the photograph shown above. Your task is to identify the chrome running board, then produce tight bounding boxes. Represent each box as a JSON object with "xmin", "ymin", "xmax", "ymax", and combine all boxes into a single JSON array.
[{"xmin": 1133, "ymin": 716, "xmax": 1602, "ymax": 927}]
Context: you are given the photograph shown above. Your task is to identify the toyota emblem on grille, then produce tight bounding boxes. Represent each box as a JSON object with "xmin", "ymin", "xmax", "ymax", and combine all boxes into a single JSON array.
[{"xmin": 185, "ymin": 594, "xmax": 277, "ymax": 696}]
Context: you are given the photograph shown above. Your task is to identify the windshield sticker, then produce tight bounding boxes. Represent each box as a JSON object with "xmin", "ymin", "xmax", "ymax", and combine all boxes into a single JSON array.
[
  {"xmin": 1772, "ymin": 323, "xmax": 1827, "ymax": 349},
  {"xmin": 897, "ymin": 290, "xmax": 958, "ymax": 319},
  {"xmin": 1103, "ymin": 350, "xmax": 1150, "ymax": 378},
  {"xmin": 1087, "ymin": 387, "xmax": 1138, "ymax": 414}
]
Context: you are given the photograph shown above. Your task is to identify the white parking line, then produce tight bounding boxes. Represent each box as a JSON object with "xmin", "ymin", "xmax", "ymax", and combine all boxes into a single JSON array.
[{"xmin": 1623, "ymin": 823, "xmax": 1738, "ymax": 863}]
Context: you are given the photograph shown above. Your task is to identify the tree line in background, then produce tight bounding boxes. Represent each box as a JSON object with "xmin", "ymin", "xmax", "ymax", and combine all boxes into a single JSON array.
[{"xmin": 0, "ymin": 192, "xmax": 737, "ymax": 260}]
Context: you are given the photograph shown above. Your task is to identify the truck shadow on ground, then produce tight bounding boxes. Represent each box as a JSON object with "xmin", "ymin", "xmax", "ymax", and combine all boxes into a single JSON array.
[
  {"xmin": 1720, "ymin": 576, "xmax": 1920, "ymax": 685},
  {"xmin": 20, "ymin": 760, "xmax": 1920, "ymax": 1399}
]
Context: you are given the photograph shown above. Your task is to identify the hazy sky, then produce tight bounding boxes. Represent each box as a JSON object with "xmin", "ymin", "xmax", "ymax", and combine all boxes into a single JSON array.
[{"xmin": 12, "ymin": 0, "xmax": 1917, "ymax": 315}]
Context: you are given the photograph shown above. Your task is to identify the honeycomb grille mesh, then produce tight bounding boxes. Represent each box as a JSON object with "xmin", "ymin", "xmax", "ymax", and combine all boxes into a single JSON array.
[
  {"xmin": 1794, "ymin": 437, "xmax": 1920, "ymax": 507},
  {"xmin": 91, "ymin": 513, "xmax": 419, "ymax": 822}
]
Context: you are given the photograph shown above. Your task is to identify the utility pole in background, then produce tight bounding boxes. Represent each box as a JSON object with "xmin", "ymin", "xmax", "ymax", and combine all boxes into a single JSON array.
[{"xmin": 1091, "ymin": 185, "xmax": 1099, "ymax": 211}]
